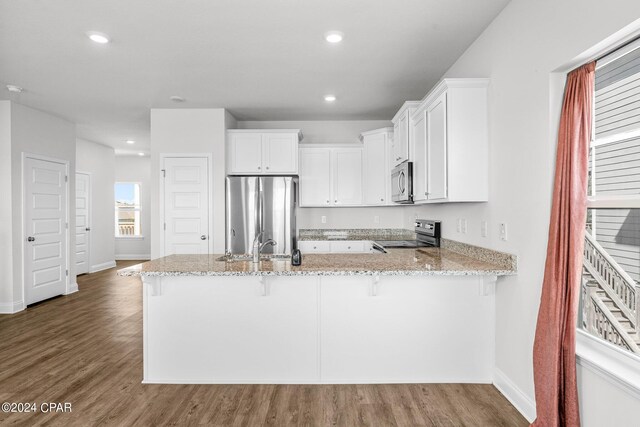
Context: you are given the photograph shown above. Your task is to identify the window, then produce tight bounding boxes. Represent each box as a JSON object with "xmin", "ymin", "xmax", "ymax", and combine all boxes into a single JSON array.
[
  {"xmin": 115, "ymin": 182, "xmax": 142, "ymax": 237},
  {"xmin": 580, "ymin": 39, "xmax": 640, "ymax": 355}
]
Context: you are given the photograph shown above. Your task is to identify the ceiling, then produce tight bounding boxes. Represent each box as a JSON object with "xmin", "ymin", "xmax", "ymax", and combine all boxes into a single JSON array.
[{"xmin": 0, "ymin": 0, "xmax": 510, "ymax": 153}]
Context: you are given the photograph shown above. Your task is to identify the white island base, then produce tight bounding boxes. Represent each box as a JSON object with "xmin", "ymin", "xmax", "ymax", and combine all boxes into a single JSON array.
[{"xmin": 142, "ymin": 274, "xmax": 497, "ymax": 384}]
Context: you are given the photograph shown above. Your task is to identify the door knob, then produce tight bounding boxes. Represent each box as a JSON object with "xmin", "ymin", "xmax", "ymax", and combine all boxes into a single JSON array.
[
  {"xmin": 200, "ymin": 235, "xmax": 207, "ymax": 240},
  {"xmin": 27, "ymin": 236, "xmax": 35, "ymax": 242}
]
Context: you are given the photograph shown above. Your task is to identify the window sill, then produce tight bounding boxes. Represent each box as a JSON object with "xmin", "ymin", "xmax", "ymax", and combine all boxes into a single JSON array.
[
  {"xmin": 116, "ymin": 236, "xmax": 145, "ymax": 240},
  {"xmin": 576, "ymin": 329, "xmax": 640, "ymax": 399}
]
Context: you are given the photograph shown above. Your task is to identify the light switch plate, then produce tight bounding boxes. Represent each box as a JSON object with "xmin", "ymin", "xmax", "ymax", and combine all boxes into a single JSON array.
[
  {"xmin": 481, "ymin": 221, "xmax": 488, "ymax": 237},
  {"xmin": 321, "ymin": 215, "xmax": 327, "ymax": 224}
]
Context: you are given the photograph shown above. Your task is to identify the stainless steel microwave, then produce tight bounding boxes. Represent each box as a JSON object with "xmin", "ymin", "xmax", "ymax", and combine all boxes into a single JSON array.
[{"xmin": 391, "ymin": 161, "xmax": 413, "ymax": 204}]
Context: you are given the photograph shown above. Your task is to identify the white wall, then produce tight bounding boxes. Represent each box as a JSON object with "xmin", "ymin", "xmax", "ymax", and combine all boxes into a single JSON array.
[
  {"xmin": 150, "ymin": 108, "xmax": 228, "ymax": 257},
  {"xmin": 114, "ymin": 155, "xmax": 151, "ymax": 260},
  {"xmin": 238, "ymin": 120, "xmax": 400, "ymax": 229},
  {"xmin": 400, "ymin": 0, "xmax": 640, "ymax": 422},
  {"xmin": 6, "ymin": 102, "xmax": 76, "ymax": 312},
  {"xmin": 0, "ymin": 101, "xmax": 14, "ymax": 312},
  {"xmin": 76, "ymin": 138, "xmax": 116, "ymax": 271}
]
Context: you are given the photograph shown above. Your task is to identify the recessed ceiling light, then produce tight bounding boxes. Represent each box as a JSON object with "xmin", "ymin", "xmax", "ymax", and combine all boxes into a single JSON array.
[
  {"xmin": 324, "ymin": 95, "xmax": 337, "ymax": 102},
  {"xmin": 86, "ymin": 31, "xmax": 110, "ymax": 44},
  {"xmin": 138, "ymin": 152, "xmax": 145, "ymax": 156},
  {"xmin": 126, "ymin": 140, "xmax": 135, "ymax": 144},
  {"xmin": 6, "ymin": 84, "xmax": 23, "ymax": 93},
  {"xmin": 325, "ymin": 31, "xmax": 344, "ymax": 43},
  {"xmin": 169, "ymin": 95, "xmax": 185, "ymax": 103}
]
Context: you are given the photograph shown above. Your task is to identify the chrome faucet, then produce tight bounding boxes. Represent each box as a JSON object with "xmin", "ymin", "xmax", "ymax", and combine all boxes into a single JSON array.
[{"xmin": 252, "ymin": 232, "xmax": 277, "ymax": 263}]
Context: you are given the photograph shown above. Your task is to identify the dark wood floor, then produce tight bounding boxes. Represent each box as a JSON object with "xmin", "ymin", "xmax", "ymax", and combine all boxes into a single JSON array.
[{"xmin": 0, "ymin": 261, "xmax": 527, "ymax": 426}]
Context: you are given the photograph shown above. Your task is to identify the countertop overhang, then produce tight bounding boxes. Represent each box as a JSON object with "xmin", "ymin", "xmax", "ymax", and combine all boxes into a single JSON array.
[{"xmin": 118, "ymin": 247, "xmax": 516, "ymax": 277}]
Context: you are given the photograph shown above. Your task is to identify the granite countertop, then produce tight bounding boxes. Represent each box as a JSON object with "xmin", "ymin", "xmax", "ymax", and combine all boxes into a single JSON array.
[
  {"xmin": 298, "ymin": 228, "xmax": 416, "ymax": 241},
  {"xmin": 118, "ymin": 247, "xmax": 516, "ymax": 278}
]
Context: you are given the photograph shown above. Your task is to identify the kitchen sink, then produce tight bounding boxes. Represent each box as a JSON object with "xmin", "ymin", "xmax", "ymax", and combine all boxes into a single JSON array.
[{"xmin": 216, "ymin": 254, "xmax": 291, "ymax": 262}]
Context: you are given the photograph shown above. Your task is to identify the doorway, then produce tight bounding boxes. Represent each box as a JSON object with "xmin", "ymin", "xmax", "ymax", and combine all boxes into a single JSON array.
[
  {"xmin": 23, "ymin": 154, "xmax": 69, "ymax": 305},
  {"xmin": 75, "ymin": 172, "xmax": 91, "ymax": 275},
  {"xmin": 160, "ymin": 155, "xmax": 211, "ymax": 256}
]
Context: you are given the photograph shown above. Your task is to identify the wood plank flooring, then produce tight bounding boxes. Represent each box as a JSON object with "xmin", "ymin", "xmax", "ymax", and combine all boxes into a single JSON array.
[{"xmin": 0, "ymin": 262, "xmax": 528, "ymax": 426}]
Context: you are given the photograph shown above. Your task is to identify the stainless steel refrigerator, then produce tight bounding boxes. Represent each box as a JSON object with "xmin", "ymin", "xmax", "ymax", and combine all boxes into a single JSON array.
[{"xmin": 225, "ymin": 176, "xmax": 297, "ymax": 255}]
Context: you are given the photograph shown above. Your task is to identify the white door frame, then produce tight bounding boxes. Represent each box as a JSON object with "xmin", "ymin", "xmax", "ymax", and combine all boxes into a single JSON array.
[
  {"xmin": 159, "ymin": 153, "xmax": 213, "ymax": 257},
  {"xmin": 76, "ymin": 171, "xmax": 91, "ymax": 275},
  {"xmin": 21, "ymin": 152, "xmax": 72, "ymax": 305}
]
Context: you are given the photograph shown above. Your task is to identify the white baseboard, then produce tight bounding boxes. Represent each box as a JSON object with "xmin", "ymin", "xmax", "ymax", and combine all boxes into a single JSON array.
[
  {"xmin": 493, "ymin": 368, "xmax": 536, "ymax": 423},
  {"xmin": 115, "ymin": 254, "xmax": 151, "ymax": 261},
  {"xmin": 0, "ymin": 300, "xmax": 25, "ymax": 314},
  {"xmin": 66, "ymin": 282, "xmax": 79, "ymax": 294},
  {"xmin": 90, "ymin": 260, "xmax": 117, "ymax": 273}
]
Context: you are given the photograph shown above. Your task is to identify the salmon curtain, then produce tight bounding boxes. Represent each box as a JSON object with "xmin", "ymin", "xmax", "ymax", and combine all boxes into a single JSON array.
[{"xmin": 532, "ymin": 61, "xmax": 596, "ymax": 427}]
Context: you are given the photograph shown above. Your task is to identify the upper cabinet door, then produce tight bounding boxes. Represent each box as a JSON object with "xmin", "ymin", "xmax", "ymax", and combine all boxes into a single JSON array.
[
  {"xmin": 333, "ymin": 148, "xmax": 363, "ymax": 206},
  {"xmin": 228, "ymin": 133, "xmax": 263, "ymax": 174},
  {"xmin": 262, "ymin": 133, "xmax": 298, "ymax": 174},
  {"xmin": 426, "ymin": 92, "xmax": 448, "ymax": 201},
  {"xmin": 412, "ymin": 110, "xmax": 428, "ymax": 202},
  {"xmin": 299, "ymin": 148, "xmax": 332, "ymax": 207},
  {"xmin": 392, "ymin": 110, "xmax": 410, "ymax": 166},
  {"xmin": 362, "ymin": 133, "xmax": 389, "ymax": 205}
]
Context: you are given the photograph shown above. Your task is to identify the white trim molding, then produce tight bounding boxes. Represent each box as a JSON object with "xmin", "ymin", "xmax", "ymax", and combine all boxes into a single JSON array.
[
  {"xmin": 576, "ymin": 329, "xmax": 640, "ymax": 400},
  {"xmin": 493, "ymin": 368, "xmax": 536, "ymax": 423},
  {"xmin": 66, "ymin": 282, "xmax": 79, "ymax": 294},
  {"xmin": 0, "ymin": 300, "xmax": 25, "ymax": 314},
  {"xmin": 90, "ymin": 260, "xmax": 117, "ymax": 273},
  {"xmin": 115, "ymin": 254, "xmax": 151, "ymax": 261}
]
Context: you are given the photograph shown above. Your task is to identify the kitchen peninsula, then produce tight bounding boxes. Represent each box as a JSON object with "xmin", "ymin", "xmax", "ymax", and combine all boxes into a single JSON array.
[{"xmin": 120, "ymin": 238, "xmax": 515, "ymax": 385}]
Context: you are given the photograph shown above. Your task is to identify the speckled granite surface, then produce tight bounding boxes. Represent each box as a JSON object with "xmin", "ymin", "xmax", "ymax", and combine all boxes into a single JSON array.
[
  {"xmin": 298, "ymin": 228, "xmax": 416, "ymax": 241},
  {"xmin": 117, "ymin": 247, "xmax": 516, "ymax": 277},
  {"xmin": 441, "ymin": 238, "xmax": 517, "ymax": 271}
]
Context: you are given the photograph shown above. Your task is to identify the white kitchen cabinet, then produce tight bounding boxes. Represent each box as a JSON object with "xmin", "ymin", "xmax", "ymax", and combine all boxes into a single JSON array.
[
  {"xmin": 227, "ymin": 129, "xmax": 300, "ymax": 175},
  {"xmin": 426, "ymin": 92, "xmax": 448, "ymax": 201},
  {"xmin": 391, "ymin": 101, "xmax": 421, "ymax": 167},
  {"xmin": 298, "ymin": 241, "xmax": 332, "ymax": 253},
  {"xmin": 298, "ymin": 145, "xmax": 363, "ymax": 207},
  {"xmin": 410, "ymin": 111, "xmax": 428, "ymax": 202},
  {"xmin": 410, "ymin": 79, "xmax": 489, "ymax": 203},
  {"xmin": 361, "ymin": 127, "xmax": 393, "ymax": 205},
  {"xmin": 299, "ymin": 148, "xmax": 332, "ymax": 206},
  {"xmin": 333, "ymin": 148, "xmax": 362, "ymax": 206},
  {"xmin": 298, "ymin": 240, "xmax": 372, "ymax": 253}
]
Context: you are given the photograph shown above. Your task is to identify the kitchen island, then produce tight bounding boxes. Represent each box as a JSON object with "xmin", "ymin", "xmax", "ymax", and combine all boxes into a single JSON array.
[{"xmin": 120, "ymin": 244, "xmax": 516, "ymax": 384}]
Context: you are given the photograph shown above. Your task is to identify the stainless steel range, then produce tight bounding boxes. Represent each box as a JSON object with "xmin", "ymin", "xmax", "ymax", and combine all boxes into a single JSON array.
[{"xmin": 375, "ymin": 219, "xmax": 441, "ymax": 249}]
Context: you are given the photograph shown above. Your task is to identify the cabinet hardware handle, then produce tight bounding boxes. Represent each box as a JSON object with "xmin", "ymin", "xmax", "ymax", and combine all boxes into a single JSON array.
[
  {"xmin": 334, "ymin": 200, "xmax": 337, "ymax": 203},
  {"xmin": 266, "ymin": 166, "xmax": 269, "ymax": 170},
  {"xmin": 380, "ymin": 198, "xmax": 384, "ymax": 202},
  {"xmin": 85, "ymin": 227, "xmax": 91, "ymax": 231},
  {"xmin": 27, "ymin": 236, "xmax": 35, "ymax": 242},
  {"xmin": 326, "ymin": 200, "xmax": 330, "ymax": 204},
  {"xmin": 257, "ymin": 166, "xmax": 261, "ymax": 170},
  {"xmin": 200, "ymin": 235, "xmax": 207, "ymax": 240}
]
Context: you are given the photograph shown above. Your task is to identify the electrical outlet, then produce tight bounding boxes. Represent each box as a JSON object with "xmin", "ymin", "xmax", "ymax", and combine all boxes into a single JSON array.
[
  {"xmin": 499, "ymin": 223, "xmax": 508, "ymax": 241},
  {"xmin": 456, "ymin": 219, "xmax": 462, "ymax": 233},
  {"xmin": 461, "ymin": 219, "xmax": 467, "ymax": 234},
  {"xmin": 481, "ymin": 221, "xmax": 488, "ymax": 237},
  {"xmin": 374, "ymin": 215, "xmax": 380, "ymax": 224},
  {"xmin": 321, "ymin": 215, "xmax": 327, "ymax": 224}
]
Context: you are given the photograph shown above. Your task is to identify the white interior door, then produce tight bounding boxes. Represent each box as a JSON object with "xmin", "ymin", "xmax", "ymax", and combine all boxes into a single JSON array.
[
  {"xmin": 75, "ymin": 172, "xmax": 90, "ymax": 275},
  {"xmin": 163, "ymin": 157, "xmax": 210, "ymax": 255},
  {"xmin": 24, "ymin": 156, "xmax": 68, "ymax": 305}
]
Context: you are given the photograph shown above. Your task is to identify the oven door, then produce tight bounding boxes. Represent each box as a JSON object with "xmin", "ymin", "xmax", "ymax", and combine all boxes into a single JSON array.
[{"xmin": 391, "ymin": 161, "xmax": 413, "ymax": 203}]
